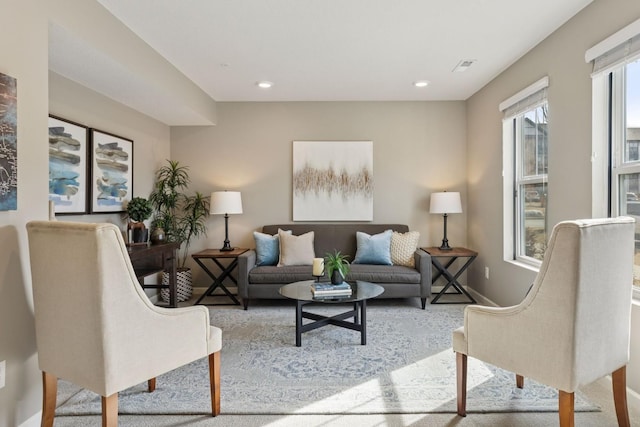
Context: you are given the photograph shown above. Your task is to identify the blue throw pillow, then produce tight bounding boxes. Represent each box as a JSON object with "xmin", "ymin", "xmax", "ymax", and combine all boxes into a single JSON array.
[
  {"xmin": 254, "ymin": 230, "xmax": 291, "ymax": 266},
  {"xmin": 353, "ymin": 230, "xmax": 393, "ymax": 265}
]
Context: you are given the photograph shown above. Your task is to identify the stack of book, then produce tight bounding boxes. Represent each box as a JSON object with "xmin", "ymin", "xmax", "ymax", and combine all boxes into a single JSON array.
[{"xmin": 310, "ymin": 282, "xmax": 352, "ymax": 298}]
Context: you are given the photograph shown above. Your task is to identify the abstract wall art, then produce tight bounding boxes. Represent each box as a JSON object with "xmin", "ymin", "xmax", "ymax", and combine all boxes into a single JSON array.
[
  {"xmin": 90, "ymin": 129, "xmax": 133, "ymax": 213},
  {"xmin": 293, "ymin": 140, "xmax": 373, "ymax": 221},
  {"xmin": 0, "ymin": 72, "xmax": 17, "ymax": 211},
  {"xmin": 48, "ymin": 115, "xmax": 89, "ymax": 214}
]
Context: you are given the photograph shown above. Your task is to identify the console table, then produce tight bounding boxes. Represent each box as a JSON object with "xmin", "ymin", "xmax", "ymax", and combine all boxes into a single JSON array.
[
  {"xmin": 128, "ymin": 242, "xmax": 180, "ymax": 308},
  {"xmin": 192, "ymin": 248, "xmax": 248, "ymax": 306},
  {"xmin": 422, "ymin": 246, "xmax": 478, "ymax": 304}
]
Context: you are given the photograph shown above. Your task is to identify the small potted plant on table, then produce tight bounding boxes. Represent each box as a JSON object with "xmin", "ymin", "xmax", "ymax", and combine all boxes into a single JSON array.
[
  {"xmin": 125, "ymin": 197, "xmax": 153, "ymax": 245},
  {"xmin": 324, "ymin": 250, "xmax": 351, "ymax": 285}
]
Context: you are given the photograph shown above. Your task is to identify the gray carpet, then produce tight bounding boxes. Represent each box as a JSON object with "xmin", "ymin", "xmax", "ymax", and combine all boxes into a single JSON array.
[{"xmin": 55, "ymin": 300, "xmax": 598, "ymax": 415}]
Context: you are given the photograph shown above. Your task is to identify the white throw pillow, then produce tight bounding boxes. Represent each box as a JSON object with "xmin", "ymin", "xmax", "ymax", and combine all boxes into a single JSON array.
[
  {"xmin": 390, "ymin": 231, "xmax": 420, "ymax": 267},
  {"xmin": 277, "ymin": 230, "xmax": 315, "ymax": 266}
]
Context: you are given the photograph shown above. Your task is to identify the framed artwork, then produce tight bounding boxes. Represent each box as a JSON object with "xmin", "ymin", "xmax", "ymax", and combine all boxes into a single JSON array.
[
  {"xmin": 293, "ymin": 141, "xmax": 373, "ymax": 221},
  {"xmin": 0, "ymin": 72, "xmax": 17, "ymax": 211},
  {"xmin": 89, "ymin": 128, "xmax": 133, "ymax": 213},
  {"xmin": 48, "ymin": 115, "xmax": 89, "ymax": 214}
]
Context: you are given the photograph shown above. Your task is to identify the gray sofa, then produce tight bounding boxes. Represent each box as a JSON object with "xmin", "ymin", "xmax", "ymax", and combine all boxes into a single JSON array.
[{"xmin": 237, "ymin": 224, "xmax": 431, "ymax": 310}]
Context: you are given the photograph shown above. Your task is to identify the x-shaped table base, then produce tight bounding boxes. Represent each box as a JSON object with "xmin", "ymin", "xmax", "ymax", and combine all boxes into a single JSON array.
[{"xmin": 423, "ymin": 247, "xmax": 478, "ymax": 304}]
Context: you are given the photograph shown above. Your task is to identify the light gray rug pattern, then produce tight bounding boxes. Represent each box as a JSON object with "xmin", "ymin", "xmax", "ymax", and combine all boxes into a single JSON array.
[{"xmin": 55, "ymin": 301, "xmax": 598, "ymax": 415}]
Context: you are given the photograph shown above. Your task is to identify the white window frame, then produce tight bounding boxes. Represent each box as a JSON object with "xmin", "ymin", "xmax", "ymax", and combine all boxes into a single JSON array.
[
  {"xmin": 501, "ymin": 77, "xmax": 549, "ymax": 269},
  {"xmin": 588, "ymin": 18, "xmax": 640, "ymax": 300}
]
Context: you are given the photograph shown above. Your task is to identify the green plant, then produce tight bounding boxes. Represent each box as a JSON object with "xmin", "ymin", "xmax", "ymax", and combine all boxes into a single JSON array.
[
  {"xmin": 125, "ymin": 197, "xmax": 153, "ymax": 223},
  {"xmin": 324, "ymin": 250, "xmax": 350, "ymax": 280},
  {"xmin": 148, "ymin": 160, "xmax": 209, "ymax": 267}
]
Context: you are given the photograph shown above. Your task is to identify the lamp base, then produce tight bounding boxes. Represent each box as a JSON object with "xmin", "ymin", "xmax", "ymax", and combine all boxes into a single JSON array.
[
  {"xmin": 220, "ymin": 214, "xmax": 234, "ymax": 251},
  {"xmin": 439, "ymin": 213, "xmax": 453, "ymax": 250}
]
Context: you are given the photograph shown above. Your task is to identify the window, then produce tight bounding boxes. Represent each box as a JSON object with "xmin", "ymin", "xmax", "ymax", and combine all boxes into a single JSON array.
[
  {"xmin": 588, "ymin": 18, "xmax": 640, "ymax": 295},
  {"xmin": 501, "ymin": 77, "xmax": 549, "ymax": 267},
  {"xmin": 610, "ymin": 61, "xmax": 640, "ymax": 287}
]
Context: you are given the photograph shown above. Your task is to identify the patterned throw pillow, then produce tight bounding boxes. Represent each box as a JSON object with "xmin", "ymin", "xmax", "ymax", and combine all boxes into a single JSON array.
[
  {"xmin": 277, "ymin": 230, "xmax": 315, "ymax": 266},
  {"xmin": 353, "ymin": 230, "xmax": 393, "ymax": 265},
  {"xmin": 390, "ymin": 231, "xmax": 420, "ymax": 267}
]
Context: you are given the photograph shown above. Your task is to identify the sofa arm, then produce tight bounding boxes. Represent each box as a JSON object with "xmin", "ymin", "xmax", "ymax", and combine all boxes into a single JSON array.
[
  {"xmin": 414, "ymin": 249, "xmax": 432, "ymax": 299},
  {"xmin": 237, "ymin": 250, "xmax": 256, "ymax": 300}
]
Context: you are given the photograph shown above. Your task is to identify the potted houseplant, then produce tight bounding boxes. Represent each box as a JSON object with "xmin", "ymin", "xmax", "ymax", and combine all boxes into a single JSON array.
[
  {"xmin": 125, "ymin": 197, "xmax": 153, "ymax": 244},
  {"xmin": 324, "ymin": 250, "xmax": 351, "ymax": 285},
  {"xmin": 149, "ymin": 160, "xmax": 210, "ymax": 302}
]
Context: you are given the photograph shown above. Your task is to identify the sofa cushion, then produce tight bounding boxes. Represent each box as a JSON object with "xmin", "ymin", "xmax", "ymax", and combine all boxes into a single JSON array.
[
  {"xmin": 249, "ymin": 265, "xmax": 314, "ymax": 284},
  {"xmin": 277, "ymin": 230, "xmax": 315, "ymax": 266},
  {"xmin": 390, "ymin": 231, "xmax": 420, "ymax": 267},
  {"xmin": 348, "ymin": 264, "xmax": 421, "ymax": 284},
  {"xmin": 254, "ymin": 230, "xmax": 291, "ymax": 266},
  {"xmin": 249, "ymin": 264, "xmax": 420, "ymax": 285},
  {"xmin": 353, "ymin": 230, "xmax": 393, "ymax": 265}
]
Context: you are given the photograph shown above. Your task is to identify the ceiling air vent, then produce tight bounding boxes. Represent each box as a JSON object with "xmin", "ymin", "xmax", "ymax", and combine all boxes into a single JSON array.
[{"xmin": 452, "ymin": 60, "xmax": 476, "ymax": 72}]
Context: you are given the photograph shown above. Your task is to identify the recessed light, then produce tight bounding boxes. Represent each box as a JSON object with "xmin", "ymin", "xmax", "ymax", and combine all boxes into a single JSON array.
[
  {"xmin": 414, "ymin": 80, "xmax": 429, "ymax": 88},
  {"xmin": 257, "ymin": 81, "xmax": 273, "ymax": 89}
]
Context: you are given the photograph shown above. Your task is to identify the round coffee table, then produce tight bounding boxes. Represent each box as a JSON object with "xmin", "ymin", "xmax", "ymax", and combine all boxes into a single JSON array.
[{"xmin": 279, "ymin": 280, "xmax": 384, "ymax": 347}]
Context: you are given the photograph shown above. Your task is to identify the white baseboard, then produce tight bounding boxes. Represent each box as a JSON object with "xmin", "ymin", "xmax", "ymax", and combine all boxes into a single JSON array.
[
  {"xmin": 431, "ymin": 285, "xmax": 498, "ymax": 307},
  {"xmin": 18, "ymin": 411, "xmax": 41, "ymax": 427},
  {"xmin": 602, "ymin": 374, "xmax": 640, "ymax": 411},
  {"xmin": 630, "ymin": 386, "xmax": 640, "ymax": 411}
]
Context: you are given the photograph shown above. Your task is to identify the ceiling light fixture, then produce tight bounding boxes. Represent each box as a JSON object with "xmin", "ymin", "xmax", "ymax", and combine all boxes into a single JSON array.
[
  {"xmin": 452, "ymin": 60, "xmax": 476, "ymax": 72},
  {"xmin": 257, "ymin": 81, "xmax": 273, "ymax": 89},
  {"xmin": 413, "ymin": 80, "xmax": 429, "ymax": 88}
]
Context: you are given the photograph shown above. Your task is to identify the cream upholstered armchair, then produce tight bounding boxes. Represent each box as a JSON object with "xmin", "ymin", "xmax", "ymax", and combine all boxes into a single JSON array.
[
  {"xmin": 453, "ymin": 217, "xmax": 634, "ymax": 427},
  {"xmin": 26, "ymin": 221, "xmax": 222, "ymax": 427}
]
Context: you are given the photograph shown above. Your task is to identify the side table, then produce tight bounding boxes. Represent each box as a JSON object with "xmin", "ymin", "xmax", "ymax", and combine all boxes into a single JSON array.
[
  {"xmin": 128, "ymin": 242, "xmax": 181, "ymax": 308},
  {"xmin": 422, "ymin": 246, "xmax": 478, "ymax": 304},
  {"xmin": 192, "ymin": 248, "xmax": 248, "ymax": 306}
]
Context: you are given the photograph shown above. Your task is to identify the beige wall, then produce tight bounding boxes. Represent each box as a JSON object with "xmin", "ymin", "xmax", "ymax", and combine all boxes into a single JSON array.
[
  {"xmin": 49, "ymin": 71, "xmax": 171, "ymax": 210},
  {"xmin": 0, "ymin": 1, "xmax": 48, "ymax": 426},
  {"xmin": 170, "ymin": 101, "xmax": 468, "ymax": 280},
  {"xmin": 466, "ymin": 0, "xmax": 640, "ymax": 395},
  {"xmin": 0, "ymin": 6, "xmax": 171, "ymax": 426}
]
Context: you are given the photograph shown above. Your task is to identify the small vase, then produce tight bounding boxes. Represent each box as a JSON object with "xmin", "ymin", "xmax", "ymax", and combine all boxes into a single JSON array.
[
  {"xmin": 331, "ymin": 270, "xmax": 343, "ymax": 285},
  {"xmin": 131, "ymin": 227, "xmax": 148, "ymax": 244},
  {"xmin": 151, "ymin": 227, "xmax": 166, "ymax": 244}
]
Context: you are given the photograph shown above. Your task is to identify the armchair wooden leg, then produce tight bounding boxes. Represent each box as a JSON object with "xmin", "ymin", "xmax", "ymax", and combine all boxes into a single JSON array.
[
  {"xmin": 148, "ymin": 377, "xmax": 156, "ymax": 392},
  {"xmin": 612, "ymin": 365, "xmax": 631, "ymax": 427},
  {"xmin": 41, "ymin": 371, "xmax": 57, "ymax": 427},
  {"xmin": 516, "ymin": 374, "xmax": 524, "ymax": 389},
  {"xmin": 558, "ymin": 390, "xmax": 574, "ymax": 427},
  {"xmin": 456, "ymin": 352, "xmax": 467, "ymax": 417},
  {"xmin": 101, "ymin": 393, "xmax": 118, "ymax": 427},
  {"xmin": 209, "ymin": 351, "xmax": 221, "ymax": 416}
]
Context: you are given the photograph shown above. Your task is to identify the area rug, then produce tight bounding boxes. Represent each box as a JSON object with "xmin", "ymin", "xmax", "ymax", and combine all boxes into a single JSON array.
[{"xmin": 55, "ymin": 301, "xmax": 599, "ymax": 415}]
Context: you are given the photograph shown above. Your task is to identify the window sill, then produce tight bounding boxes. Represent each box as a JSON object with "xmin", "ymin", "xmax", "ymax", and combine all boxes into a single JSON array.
[{"xmin": 504, "ymin": 259, "xmax": 540, "ymax": 274}]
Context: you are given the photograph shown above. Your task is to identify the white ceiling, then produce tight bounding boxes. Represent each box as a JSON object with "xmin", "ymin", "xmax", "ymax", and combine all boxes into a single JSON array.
[{"xmin": 50, "ymin": 1, "xmax": 593, "ymax": 121}]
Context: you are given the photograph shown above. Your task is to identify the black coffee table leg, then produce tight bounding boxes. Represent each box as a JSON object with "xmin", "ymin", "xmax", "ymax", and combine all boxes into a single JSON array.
[
  {"xmin": 296, "ymin": 300, "xmax": 303, "ymax": 347},
  {"xmin": 361, "ymin": 300, "xmax": 367, "ymax": 345}
]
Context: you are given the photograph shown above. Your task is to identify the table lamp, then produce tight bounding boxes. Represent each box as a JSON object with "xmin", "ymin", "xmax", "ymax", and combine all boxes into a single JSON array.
[
  {"xmin": 430, "ymin": 191, "xmax": 462, "ymax": 250},
  {"xmin": 210, "ymin": 191, "xmax": 243, "ymax": 251}
]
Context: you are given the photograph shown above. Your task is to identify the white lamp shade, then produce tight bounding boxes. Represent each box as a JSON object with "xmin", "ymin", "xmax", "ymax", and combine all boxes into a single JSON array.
[
  {"xmin": 210, "ymin": 191, "xmax": 243, "ymax": 215},
  {"xmin": 430, "ymin": 192, "xmax": 462, "ymax": 214}
]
